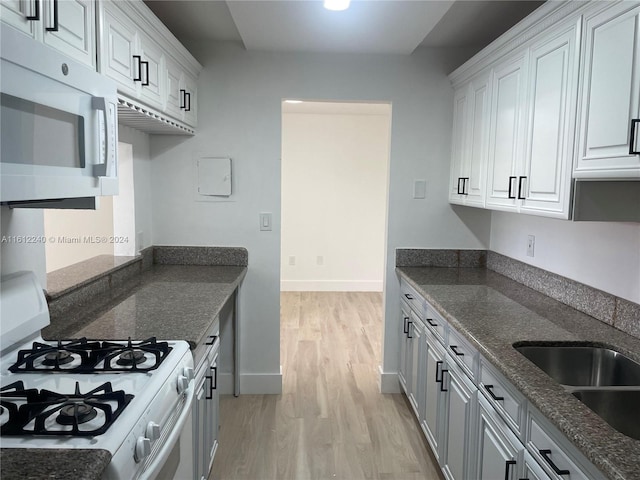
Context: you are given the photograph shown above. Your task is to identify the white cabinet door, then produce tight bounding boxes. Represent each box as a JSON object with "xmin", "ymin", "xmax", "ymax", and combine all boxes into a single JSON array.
[
  {"xmin": 206, "ymin": 352, "xmax": 220, "ymax": 474},
  {"xmin": 137, "ymin": 31, "xmax": 165, "ymax": 109},
  {"xmin": 523, "ymin": 451, "xmax": 552, "ymax": 480},
  {"xmin": 422, "ymin": 329, "xmax": 446, "ymax": 465},
  {"xmin": 486, "ymin": 51, "xmax": 528, "ymax": 211},
  {"xmin": 575, "ymin": 2, "xmax": 640, "ymax": 178},
  {"xmin": 450, "ymin": 86, "xmax": 469, "ymax": 205},
  {"xmin": 194, "ymin": 375, "xmax": 207, "ymax": 480},
  {"xmin": 398, "ymin": 303, "xmax": 411, "ymax": 393},
  {"xmin": 465, "ymin": 71, "xmax": 492, "ymax": 207},
  {"xmin": 42, "ymin": 0, "xmax": 95, "ymax": 68},
  {"xmin": 0, "ymin": 0, "xmax": 39, "ymax": 38},
  {"xmin": 181, "ymin": 71, "xmax": 198, "ymax": 127},
  {"xmin": 520, "ymin": 20, "xmax": 579, "ymax": 218},
  {"xmin": 407, "ymin": 313, "xmax": 424, "ymax": 418},
  {"xmin": 165, "ymin": 57, "xmax": 184, "ymax": 119},
  {"xmin": 100, "ymin": 4, "xmax": 138, "ymax": 97},
  {"xmin": 476, "ymin": 394, "xmax": 522, "ymax": 480},
  {"xmin": 441, "ymin": 358, "xmax": 478, "ymax": 480}
]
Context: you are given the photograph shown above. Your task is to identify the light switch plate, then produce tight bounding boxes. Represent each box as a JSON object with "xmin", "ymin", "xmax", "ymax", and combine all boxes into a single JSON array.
[{"xmin": 260, "ymin": 213, "xmax": 272, "ymax": 231}]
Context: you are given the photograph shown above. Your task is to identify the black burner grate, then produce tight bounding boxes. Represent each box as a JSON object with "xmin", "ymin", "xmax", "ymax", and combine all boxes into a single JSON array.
[
  {"xmin": 0, "ymin": 381, "xmax": 133, "ymax": 436},
  {"xmin": 8, "ymin": 337, "xmax": 172, "ymax": 373}
]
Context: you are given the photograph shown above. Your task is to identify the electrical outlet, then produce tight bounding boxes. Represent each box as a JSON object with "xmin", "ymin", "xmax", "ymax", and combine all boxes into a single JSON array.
[
  {"xmin": 527, "ymin": 235, "xmax": 535, "ymax": 257},
  {"xmin": 289, "ymin": 256, "xmax": 296, "ymax": 266}
]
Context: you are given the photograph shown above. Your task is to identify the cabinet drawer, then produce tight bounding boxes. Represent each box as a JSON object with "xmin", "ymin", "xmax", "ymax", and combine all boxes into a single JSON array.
[
  {"xmin": 400, "ymin": 280, "xmax": 426, "ymax": 318},
  {"xmin": 447, "ymin": 327, "xmax": 478, "ymax": 381},
  {"xmin": 424, "ymin": 304, "xmax": 447, "ymax": 345},
  {"xmin": 479, "ymin": 359, "xmax": 527, "ymax": 440},
  {"xmin": 527, "ymin": 412, "xmax": 604, "ymax": 480}
]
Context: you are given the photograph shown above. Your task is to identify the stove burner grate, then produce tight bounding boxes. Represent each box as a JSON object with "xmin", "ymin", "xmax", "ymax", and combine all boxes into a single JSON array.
[
  {"xmin": 8, "ymin": 337, "xmax": 172, "ymax": 373},
  {"xmin": 0, "ymin": 381, "xmax": 133, "ymax": 436}
]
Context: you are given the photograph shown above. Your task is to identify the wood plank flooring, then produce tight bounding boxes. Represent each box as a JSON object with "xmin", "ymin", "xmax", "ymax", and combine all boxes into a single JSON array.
[{"xmin": 211, "ymin": 292, "xmax": 442, "ymax": 480}]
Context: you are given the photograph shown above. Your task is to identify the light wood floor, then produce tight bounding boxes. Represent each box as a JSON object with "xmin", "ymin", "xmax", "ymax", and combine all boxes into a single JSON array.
[{"xmin": 211, "ymin": 292, "xmax": 442, "ymax": 480}]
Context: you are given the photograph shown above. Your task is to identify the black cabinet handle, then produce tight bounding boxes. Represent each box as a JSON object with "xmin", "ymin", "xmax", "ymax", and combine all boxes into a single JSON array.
[
  {"xmin": 462, "ymin": 177, "xmax": 469, "ymax": 195},
  {"xmin": 403, "ymin": 316, "xmax": 410, "ymax": 334},
  {"xmin": 450, "ymin": 345, "xmax": 464, "ymax": 356},
  {"xmin": 630, "ymin": 119, "xmax": 640, "ymax": 154},
  {"xmin": 457, "ymin": 177, "xmax": 464, "ymax": 195},
  {"xmin": 517, "ymin": 176, "xmax": 527, "ymax": 200},
  {"xmin": 435, "ymin": 360, "xmax": 443, "ymax": 383},
  {"xmin": 504, "ymin": 460, "xmax": 516, "ymax": 480},
  {"xmin": 185, "ymin": 92, "xmax": 191, "ymax": 111},
  {"xmin": 440, "ymin": 369, "xmax": 448, "ymax": 391},
  {"xmin": 133, "ymin": 55, "xmax": 142, "ymax": 81},
  {"xmin": 539, "ymin": 450, "xmax": 569, "ymax": 476},
  {"xmin": 484, "ymin": 384, "xmax": 505, "ymax": 401},
  {"xmin": 141, "ymin": 61, "xmax": 149, "ymax": 86},
  {"xmin": 426, "ymin": 318, "xmax": 438, "ymax": 327},
  {"xmin": 205, "ymin": 335, "xmax": 217, "ymax": 345},
  {"xmin": 404, "ymin": 293, "xmax": 414, "ymax": 300},
  {"xmin": 26, "ymin": 0, "xmax": 40, "ymax": 20},
  {"xmin": 45, "ymin": 0, "xmax": 58, "ymax": 31},
  {"xmin": 206, "ymin": 366, "xmax": 218, "ymax": 399},
  {"xmin": 180, "ymin": 89, "xmax": 186, "ymax": 109},
  {"xmin": 407, "ymin": 321, "xmax": 413, "ymax": 339},
  {"xmin": 507, "ymin": 176, "xmax": 517, "ymax": 199}
]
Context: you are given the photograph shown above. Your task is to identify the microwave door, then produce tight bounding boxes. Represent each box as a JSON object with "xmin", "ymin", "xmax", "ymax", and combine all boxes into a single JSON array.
[{"xmin": 0, "ymin": 35, "xmax": 117, "ymax": 203}]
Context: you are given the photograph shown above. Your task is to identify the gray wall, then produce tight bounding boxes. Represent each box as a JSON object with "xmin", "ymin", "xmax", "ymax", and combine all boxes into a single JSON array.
[{"xmin": 149, "ymin": 42, "xmax": 491, "ymax": 393}]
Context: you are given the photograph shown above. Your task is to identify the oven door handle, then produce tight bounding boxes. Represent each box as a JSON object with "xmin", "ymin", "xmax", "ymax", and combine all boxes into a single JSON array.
[{"xmin": 138, "ymin": 384, "xmax": 195, "ymax": 480}]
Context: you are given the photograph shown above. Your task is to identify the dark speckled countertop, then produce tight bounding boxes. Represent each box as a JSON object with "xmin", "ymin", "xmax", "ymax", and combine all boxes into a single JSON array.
[
  {"xmin": 397, "ymin": 266, "xmax": 640, "ymax": 480},
  {"xmin": 43, "ymin": 264, "xmax": 247, "ymax": 348},
  {"xmin": 1, "ymin": 263, "xmax": 246, "ymax": 480}
]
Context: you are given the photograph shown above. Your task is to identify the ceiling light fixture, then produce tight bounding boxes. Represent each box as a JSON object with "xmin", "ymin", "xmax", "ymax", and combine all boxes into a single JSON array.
[
  {"xmin": 323, "ymin": 0, "xmax": 351, "ymax": 11},
  {"xmin": 284, "ymin": 100, "xmax": 303, "ymax": 104}
]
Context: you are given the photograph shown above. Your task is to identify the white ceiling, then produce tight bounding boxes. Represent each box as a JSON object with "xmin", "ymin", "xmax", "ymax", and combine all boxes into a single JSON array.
[{"xmin": 145, "ymin": 0, "xmax": 543, "ymax": 55}]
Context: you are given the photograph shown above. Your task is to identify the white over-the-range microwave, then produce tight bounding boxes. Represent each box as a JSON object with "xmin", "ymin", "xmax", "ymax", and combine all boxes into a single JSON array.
[{"xmin": 0, "ymin": 26, "xmax": 118, "ymax": 208}]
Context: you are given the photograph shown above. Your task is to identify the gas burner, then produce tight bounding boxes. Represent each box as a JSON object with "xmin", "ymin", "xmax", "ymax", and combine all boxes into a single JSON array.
[
  {"xmin": 57, "ymin": 402, "xmax": 98, "ymax": 425},
  {"xmin": 8, "ymin": 337, "xmax": 172, "ymax": 373},
  {"xmin": 0, "ymin": 382, "xmax": 133, "ymax": 436},
  {"xmin": 116, "ymin": 349, "xmax": 146, "ymax": 366},
  {"xmin": 43, "ymin": 350, "xmax": 73, "ymax": 366}
]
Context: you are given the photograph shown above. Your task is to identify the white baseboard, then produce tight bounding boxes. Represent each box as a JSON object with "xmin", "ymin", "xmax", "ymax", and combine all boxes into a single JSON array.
[
  {"xmin": 280, "ymin": 280, "xmax": 383, "ymax": 292},
  {"xmin": 238, "ymin": 367, "xmax": 283, "ymax": 394},
  {"xmin": 378, "ymin": 365, "xmax": 401, "ymax": 393}
]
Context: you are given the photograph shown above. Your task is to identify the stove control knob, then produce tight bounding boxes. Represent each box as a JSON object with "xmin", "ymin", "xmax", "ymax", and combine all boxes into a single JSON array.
[
  {"xmin": 177, "ymin": 375, "xmax": 189, "ymax": 394},
  {"xmin": 135, "ymin": 437, "xmax": 151, "ymax": 462},
  {"xmin": 183, "ymin": 366, "xmax": 195, "ymax": 381},
  {"xmin": 146, "ymin": 422, "xmax": 161, "ymax": 442}
]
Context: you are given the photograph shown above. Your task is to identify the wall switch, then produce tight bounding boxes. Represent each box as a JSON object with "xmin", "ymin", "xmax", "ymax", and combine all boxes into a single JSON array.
[
  {"xmin": 259, "ymin": 213, "xmax": 272, "ymax": 231},
  {"xmin": 527, "ymin": 235, "xmax": 535, "ymax": 257},
  {"xmin": 413, "ymin": 179, "xmax": 427, "ymax": 199},
  {"xmin": 317, "ymin": 256, "xmax": 324, "ymax": 266},
  {"xmin": 289, "ymin": 256, "xmax": 296, "ymax": 266}
]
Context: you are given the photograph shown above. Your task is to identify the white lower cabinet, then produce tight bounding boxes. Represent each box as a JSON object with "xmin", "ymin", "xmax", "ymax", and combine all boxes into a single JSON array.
[
  {"xmin": 476, "ymin": 394, "xmax": 524, "ymax": 480},
  {"xmin": 399, "ymin": 285, "xmax": 605, "ymax": 480},
  {"xmin": 421, "ymin": 329, "xmax": 446, "ymax": 464},
  {"xmin": 441, "ymin": 357, "xmax": 478, "ymax": 480}
]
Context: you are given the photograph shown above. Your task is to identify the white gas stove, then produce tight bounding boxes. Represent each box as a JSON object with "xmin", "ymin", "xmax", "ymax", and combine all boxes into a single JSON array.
[{"xmin": 0, "ymin": 272, "xmax": 195, "ymax": 480}]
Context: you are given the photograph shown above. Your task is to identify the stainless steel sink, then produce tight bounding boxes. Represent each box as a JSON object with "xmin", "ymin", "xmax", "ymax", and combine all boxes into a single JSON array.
[
  {"xmin": 572, "ymin": 390, "xmax": 640, "ymax": 441},
  {"xmin": 514, "ymin": 344, "xmax": 640, "ymax": 386}
]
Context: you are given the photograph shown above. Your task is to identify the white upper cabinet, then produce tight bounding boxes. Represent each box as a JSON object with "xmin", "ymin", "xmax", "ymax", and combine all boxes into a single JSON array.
[
  {"xmin": 97, "ymin": 0, "xmax": 202, "ymax": 129},
  {"xmin": 520, "ymin": 20, "xmax": 580, "ymax": 218},
  {"xmin": 449, "ymin": 71, "xmax": 492, "ymax": 207},
  {"xmin": 1, "ymin": 0, "xmax": 95, "ymax": 68},
  {"xmin": 486, "ymin": 51, "xmax": 528, "ymax": 212},
  {"xmin": 575, "ymin": 2, "xmax": 640, "ymax": 178}
]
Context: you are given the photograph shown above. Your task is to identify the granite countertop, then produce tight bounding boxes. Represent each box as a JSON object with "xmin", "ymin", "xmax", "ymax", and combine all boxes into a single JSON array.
[
  {"xmin": 397, "ymin": 266, "xmax": 640, "ymax": 480},
  {"xmin": 43, "ymin": 264, "xmax": 246, "ymax": 348},
  {"xmin": 0, "ymin": 449, "xmax": 111, "ymax": 480}
]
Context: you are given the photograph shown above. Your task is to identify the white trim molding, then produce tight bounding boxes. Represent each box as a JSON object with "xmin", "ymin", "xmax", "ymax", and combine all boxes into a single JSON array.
[
  {"xmin": 238, "ymin": 368, "xmax": 283, "ymax": 394},
  {"xmin": 378, "ymin": 365, "xmax": 401, "ymax": 394}
]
